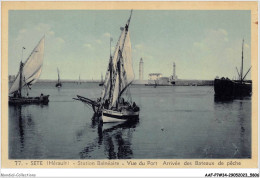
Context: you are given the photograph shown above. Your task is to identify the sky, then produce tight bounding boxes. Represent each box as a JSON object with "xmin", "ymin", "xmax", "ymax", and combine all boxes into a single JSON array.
[{"xmin": 8, "ymin": 10, "xmax": 251, "ymax": 80}]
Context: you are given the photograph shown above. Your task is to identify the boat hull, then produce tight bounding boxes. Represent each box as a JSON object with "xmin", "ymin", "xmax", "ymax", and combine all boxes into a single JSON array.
[
  {"xmin": 56, "ymin": 83, "xmax": 62, "ymax": 88},
  {"xmin": 9, "ymin": 95, "xmax": 49, "ymax": 105},
  {"xmin": 214, "ymin": 78, "xmax": 252, "ymax": 98},
  {"xmin": 102, "ymin": 109, "xmax": 139, "ymax": 123}
]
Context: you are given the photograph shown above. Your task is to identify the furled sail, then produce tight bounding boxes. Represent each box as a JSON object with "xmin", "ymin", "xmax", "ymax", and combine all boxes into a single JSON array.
[{"xmin": 9, "ymin": 37, "xmax": 45, "ymax": 94}]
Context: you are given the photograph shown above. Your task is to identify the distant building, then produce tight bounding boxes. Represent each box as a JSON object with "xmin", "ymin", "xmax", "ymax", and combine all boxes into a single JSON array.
[
  {"xmin": 148, "ymin": 73, "xmax": 162, "ymax": 84},
  {"xmin": 149, "ymin": 73, "xmax": 162, "ymax": 81},
  {"xmin": 158, "ymin": 77, "xmax": 170, "ymax": 85},
  {"xmin": 139, "ymin": 58, "xmax": 144, "ymax": 80}
]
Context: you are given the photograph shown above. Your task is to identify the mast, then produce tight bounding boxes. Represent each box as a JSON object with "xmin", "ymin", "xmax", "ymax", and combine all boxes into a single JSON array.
[
  {"xmin": 121, "ymin": 10, "xmax": 132, "ymax": 51},
  {"xmin": 240, "ymin": 39, "xmax": 244, "ymax": 83},
  {"xmin": 108, "ymin": 56, "xmax": 113, "ymax": 99},
  {"xmin": 57, "ymin": 68, "xmax": 60, "ymax": 83},
  {"xmin": 9, "ymin": 37, "xmax": 45, "ymax": 95},
  {"xmin": 18, "ymin": 46, "xmax": 26, "ymax": 97},
  {"xmin": 236, "ymin": 67, "xmax": 240, "ymax": 80},
  {"xmin": 115, "ymin": 10, "xmax": 132, "ymax": 105},
  {"xmin": 117, "ymin": 51, "xmax": 122, "ymax": 105},
  {"xmin": 106, "ymin": 10, "xmax": 134, "ymax": 108},
  {"xmin": 18, "ymin": 61, "xmax": 23, "ymax": 97}
]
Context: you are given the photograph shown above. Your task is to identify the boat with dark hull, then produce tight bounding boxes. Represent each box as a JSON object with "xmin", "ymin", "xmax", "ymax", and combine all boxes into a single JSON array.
[
  {"xmin": 9, "ymin": 37, "xmax": 49, "ymax": 105},
  {"xmin": 75, "ymin": 10, "xmax": 140, "ymax": 122},
  {"xmin": 99, "ymin": 73, "xmax": 104, "ymax": 86},
  {"xmin": 214, "ymin": 78, "xmax": 252, "ymax": 98},
  {"xmin": 9, "ymin": 95, "xmax": 49, "ymax": 105},
  {"xmin": 214, "ymin": 40, "xmax": 252, "ymax": 98},
  {"xmin": 55, "ymin": 68, "xmax": 62, "ymax": 88}
]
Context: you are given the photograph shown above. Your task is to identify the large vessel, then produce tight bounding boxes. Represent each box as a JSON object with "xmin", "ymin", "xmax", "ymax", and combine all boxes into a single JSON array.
[
  {"xmin": 75, "ymin": 10, "xmax": 140, "ymax": 122},
  {"xmin": 55, "ymin": 68, "xmax": 62, "ymax": 88},
  {"xmin": 214, "ymin": 40, "xmax": 252, "ymax": 98},
  {"xmin": 9, "ymin": 36, "xmax": 49, "ymax": 104}
]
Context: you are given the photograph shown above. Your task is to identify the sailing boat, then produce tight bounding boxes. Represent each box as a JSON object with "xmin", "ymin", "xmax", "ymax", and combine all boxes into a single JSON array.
[
  {"xmin": 9, "ymin": 36, "xmax": 49, "ymax": 104},
  {"xmin": 214, "ymin": 39, "xmax": 252, "ymax": 98},
  {"xmin": 75, "ymin": 10, "xmax": 140, "ymax": 122},
  {"xmin": 55, "ymin": 68, "xmax": 62, "ymax": 88},
  {"xmin": 99, "ymin": 73, "xmax": 104, "ymax": 86},
  {"xmin": 78, "ymin": 75, "xmax": 81, "ymax": 84}
]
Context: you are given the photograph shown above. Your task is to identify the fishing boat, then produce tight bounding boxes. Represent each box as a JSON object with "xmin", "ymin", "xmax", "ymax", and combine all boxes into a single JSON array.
[
  {"xmin": 99, "ymin": 73, "xmax": 104, "ymax": 86},
  {"xmin": 55, "ymin": 68, "xmax": 62, "ymax": 88},
  {"xmin": 78, "ymin": 75, "xmax": 81, "ymax": 85},
  {"xmin": 214, "ymin": 40, "xmax": 252, "ymax": 98},
  {"xmin": 75, "ymin": 10, "xmax": 140, "ymax": 122},
  {"xmin": 9, "ymin": 36, "xmax": 49, "ymax": 104}
]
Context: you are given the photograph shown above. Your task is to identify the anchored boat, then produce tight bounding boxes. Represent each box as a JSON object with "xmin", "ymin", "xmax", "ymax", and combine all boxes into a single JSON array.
[
  {"xmin": 99, "ymin": 73, "xmax": 104, "ymax": 86},
  {"xmin": 75, "ymin": 10, "xmax": 140, "ymax": 122},
  {"xmin": 55, "ymin": 68, "xmax": 62, "ymax": 88},
  {"xmin": 9, "ymin": 36, "xmax": 49, "ymax": 105},
  {"xmin": 78, "ymin": 75, "xmax": 81, "ymax": 85},
  {"xmin": 214, "ymin": 40, "xmax": 252, "ymax": 98}
]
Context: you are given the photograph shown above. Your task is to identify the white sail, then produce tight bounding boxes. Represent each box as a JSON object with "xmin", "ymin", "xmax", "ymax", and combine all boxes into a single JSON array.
[
  {"xmin": 122, "ymin": 32, "xmax": 134, "ymax": 84},
  {"xmin": 111, "ymin": 31, "xmax": 134, "ymax": 107},
  {"xmin": 101, "ymin": 11, "xmax": 134, "ymax": 108},
  {"xmin": 26, "ymin": 67, "xmax": 43, "ymax": 85},
  {"xmin": 9, "ymin": 37, "xmax": 45, "ymax": 94}
]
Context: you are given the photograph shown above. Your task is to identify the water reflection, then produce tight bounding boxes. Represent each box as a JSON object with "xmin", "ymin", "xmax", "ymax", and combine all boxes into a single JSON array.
[
  {"xmin": 9, "ymin": 105, "xmax": 34, "ymax": 154},
  {"xmin": 213, "ymin": 96, "xmax": 251, "ymax": 158},
  {"xmin": 9, "ymin": 104, "xmax": 47, "ymax": 158},
  {"xmin": 237, "ymin": 101, "xmax": 250, "ymax": 158},
  {"xmin": 214, "ymin": 96, "xmax": 234, "ymax": 103},
  {"xmin": 79, "ymin": 116, "xmax": 139, "ymax": 159}
]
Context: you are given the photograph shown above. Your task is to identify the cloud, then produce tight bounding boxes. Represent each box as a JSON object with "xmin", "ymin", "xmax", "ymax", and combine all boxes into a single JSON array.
[
  {"xmin": 10, "ymin": 23, "xmax": 66, "ymax": 70},
  {"xmin": 244, "ymin": 43, "xmax": 250, "ymax": 48},
  {"xmin": 103, "ymin": 32, "xmax": 111, "ymax": 38},
  {"xmin": 219, "ymin": 28, "xmax": 228, "ymax": 36},
  {"xmin": 135, "ymin": 44, "xmax": 144, "ymax": 50},
  {"xmin": 192, "ymin": 28, "xmax": 229, "ymax": 55},
  {"xmin": 55, "ymin": 37, "xmax": 65, "ymax": 44},
  {"xmin": 186, "ymin": 28, "xmax": 251, "ymax": 79},
  {"xmin": 19, "ymin": 29, "xmax": 27, "ymax": 34},
  {"xmin": 83, "ymin": 43, "xmax": 93, "ymax": 49},
  {"xmin": 95, "ymin": 39, "xmax": 102, "ymax": 44},
  {"xmin": 48, "ymin": 30, "xmax": 55, "ymax": 36}
]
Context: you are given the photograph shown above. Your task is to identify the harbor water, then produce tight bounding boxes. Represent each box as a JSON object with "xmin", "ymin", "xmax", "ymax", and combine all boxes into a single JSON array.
[{"xmin": 9, "ymin": 83, "xmax": 251, "ymax": 159}]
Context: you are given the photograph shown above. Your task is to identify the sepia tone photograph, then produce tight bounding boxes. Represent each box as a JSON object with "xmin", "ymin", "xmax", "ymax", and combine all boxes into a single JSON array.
[{"xmin": 1, "ymin": 2, "xmax": 258, "ymax": 173}]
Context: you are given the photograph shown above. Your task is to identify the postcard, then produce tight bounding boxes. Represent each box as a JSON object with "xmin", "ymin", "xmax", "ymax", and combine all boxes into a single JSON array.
[{"xmin": 1, "ymin": 1, "xmax": 259, "ymax": 177}]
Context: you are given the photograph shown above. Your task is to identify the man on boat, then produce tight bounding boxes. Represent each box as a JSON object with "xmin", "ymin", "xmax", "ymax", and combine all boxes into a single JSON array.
[
  {"xmin": 104, "ymin": 99, "xmax": 109, "ymax": 109},
  {"xmin": 13, "ymin": 91, "xmax": 19, "ymax": 98},
  {"xmin": 40, "ymin": 93, "xmax": 44, "ymax": 101}
]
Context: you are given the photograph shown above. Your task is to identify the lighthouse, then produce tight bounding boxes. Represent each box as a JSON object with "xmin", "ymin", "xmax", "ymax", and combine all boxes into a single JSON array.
[
  {"xmin": 173, "ymin": 62, "xmax": 176, "ymax": 79},
  {"xmin": 139, "ymin": 58, "xmax": 144, "ymax": 80}
]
